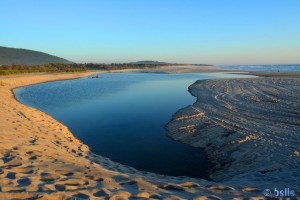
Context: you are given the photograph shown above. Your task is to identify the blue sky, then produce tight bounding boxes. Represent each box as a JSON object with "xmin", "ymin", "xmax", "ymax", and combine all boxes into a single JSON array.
[{"xmin": 1, "ymin": 0, "xmax": 300, "ymax": 65}]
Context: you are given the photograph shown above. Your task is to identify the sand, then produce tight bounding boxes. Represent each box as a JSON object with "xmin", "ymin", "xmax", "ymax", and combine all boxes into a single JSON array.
[
  {"xmin": 99, "ymin": 64, "xmax": 225, "ymax": 74},
  {"xmin": 166, "ymin": 77, "xmax": 300, "ymax": 197},
  {"xmin": 0, "ymin": 69, "xmax": 293, "ymax": 199},
  {"xmin": 137, "ymin": 65, "xmax": 225, "ymax": 74}
]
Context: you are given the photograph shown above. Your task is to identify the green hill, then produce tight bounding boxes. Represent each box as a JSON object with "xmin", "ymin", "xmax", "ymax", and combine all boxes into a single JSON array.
[{"xmin": 0, "ymin": 46, "xmax": 73, "ymax": 65}]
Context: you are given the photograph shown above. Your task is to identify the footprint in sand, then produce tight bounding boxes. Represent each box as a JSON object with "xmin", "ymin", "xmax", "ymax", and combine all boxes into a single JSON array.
[
  {"xmin": 1, "ymin": 186, "xmax": 26, "ymax": 193},
  {"xmin": 17, "ymin": 177, "xmax": 31, "ymax": 187},
  {"xmin": 87, "ymin": 175, "xmax": 104, "ymax": 182},
  {"xmin": 53, "ymin": 179, "xmax": 88, "ymax": 191},
  {"xmin": 29, "ymin": 138, "xmax": 38, "ymax": 144},
  {"xmin": 93, "ymin": 188, "xmax": 110, "ymax": 198},
  {"xmin": 112, "ymin": 175, "xmax": 131, "ymax": 183},
  {"xmin": 118, "ymin": 180, "xmax": 138, "ymax": 186},
  {"xmin": 26, "ymin": 151, "xmax": 42, "ymax": 160},
  {"xmin": 29, "ymin": 155, "xmax": 38, "ymax": 160},
  {"xmin": 55, "ymin": 170, "xmax": 74, "ymax": 176},
  {"xmin": 109, "ymin": 191, "xmax": 131, "ymax": 200},
  {"xmin": 40, "ymin": 173, "xmax": 60, "ymax": 182},
  {"xmin": 54, "ymin": 184, "xmax": 66, "ymax": 191},
  {"xmin": 159, "ymin": 183, "xmax": 184, "ymax": 191},
  {"xmin": 4, "ymin": 159, "xmax": 23, "ymax": 168},
  {"xmin": 71, "ymin": 192, "xmax": 90, "ymax": 200},
  {"xmin": 14, "ymin": 167, "xmax": 34, "ymax": 174},
  {"xmin": 56, "ymin": 179, "xmax": 85, "ymax": 186},
  {"xmin": 2, "ymin": 152, "xmax": 14, "ymax": 163},
  {"xmin": 6, "ymin": 172, "xmax": 16, "ymax": 179},
  {"xmin": 180, "ymin": 182, "xmax": 200, "ymax": 188}
]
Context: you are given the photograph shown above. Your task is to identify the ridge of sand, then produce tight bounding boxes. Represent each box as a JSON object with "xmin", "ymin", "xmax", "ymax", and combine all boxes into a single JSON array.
[
  {"xmin": 0, "ymin": 71, "xmax": 269, "ymax": 199},
  {"xmin": 166, "ymin": 77, "xmax": 300, "ymax": 197}
]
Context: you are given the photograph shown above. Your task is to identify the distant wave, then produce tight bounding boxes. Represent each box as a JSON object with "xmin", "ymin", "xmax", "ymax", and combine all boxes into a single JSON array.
[{"xmin": 218, "ymin": 64, "xmax": 300, "ymax": 72}]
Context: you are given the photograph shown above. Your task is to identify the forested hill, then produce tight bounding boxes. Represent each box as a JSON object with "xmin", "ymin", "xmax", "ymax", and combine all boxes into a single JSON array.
[{"xmin": 0, "ymin": 46, "xmax": 73, "ymax": 65}]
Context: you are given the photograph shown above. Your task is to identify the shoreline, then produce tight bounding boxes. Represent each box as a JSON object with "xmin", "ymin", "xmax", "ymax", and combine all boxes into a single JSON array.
[{"xmin": 0, "ymin": 69, "xmax": 289, "ymax": 199}]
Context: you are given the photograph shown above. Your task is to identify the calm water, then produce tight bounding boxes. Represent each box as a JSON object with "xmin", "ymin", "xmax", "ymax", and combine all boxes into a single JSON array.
[
  {"xmin": 15, "ymin": 72, "xmax": 253, "ymax": 178},
  {"xmin": 218, "ymin": 64, "xmax": 300, "ymax": 72}
]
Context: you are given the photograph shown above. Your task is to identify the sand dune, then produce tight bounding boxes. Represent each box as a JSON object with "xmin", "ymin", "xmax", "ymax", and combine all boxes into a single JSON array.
[{"xmin": 0, "ymin": 71, "xmax": 287, "ymax": 199}]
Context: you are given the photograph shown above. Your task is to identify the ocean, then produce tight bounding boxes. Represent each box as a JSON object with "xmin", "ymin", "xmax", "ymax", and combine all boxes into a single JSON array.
[{"xmin": 217, "ymin": 64, "xmax": 300, "ymax": 72}]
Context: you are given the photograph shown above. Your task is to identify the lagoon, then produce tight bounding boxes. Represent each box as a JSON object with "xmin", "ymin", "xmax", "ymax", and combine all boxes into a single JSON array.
[{"xmin": 15, "ymin": 72, "xmax": 252, "ymax": 178}]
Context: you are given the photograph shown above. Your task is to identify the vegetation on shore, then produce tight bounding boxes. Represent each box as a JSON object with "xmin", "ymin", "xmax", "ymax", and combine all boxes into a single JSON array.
[
  {"xmin": 0, "ymin": 62, "xmax": 210, "ymax": 75},
  {"xmin": 0, "ymin": 63, "xmax": 86, "ymax": 75},
  {"xmin": 78, "ymin": 62, "xmax": 180, "ymax": 70},
  {"xmin": 0, "ymin": 46, "xmax": 213, "ymax": 75}
]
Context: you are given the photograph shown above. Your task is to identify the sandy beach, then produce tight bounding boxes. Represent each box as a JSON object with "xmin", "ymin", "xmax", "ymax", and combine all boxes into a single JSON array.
[
  {"xmin": 137, "ymin": 65, "xmax": 225, "ymax": 74},
  {"xmin": 0, "ymin": 69, "xmax": 298, "ymax": 199}
]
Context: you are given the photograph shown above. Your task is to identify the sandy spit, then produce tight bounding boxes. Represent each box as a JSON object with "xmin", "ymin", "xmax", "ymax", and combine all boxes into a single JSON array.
[
  {"xmin": 0, "ymin": 70, "xmax": 270, "ymax": 200},
  {"xmin": 166, "ymin": 77, "xmax": 300, "ymax": 198}
]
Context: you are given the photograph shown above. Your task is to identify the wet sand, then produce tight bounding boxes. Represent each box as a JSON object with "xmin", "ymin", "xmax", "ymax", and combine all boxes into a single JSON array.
[{"xmin": 166, "ymin": 75, "xmax": 300, "ymax": 196}]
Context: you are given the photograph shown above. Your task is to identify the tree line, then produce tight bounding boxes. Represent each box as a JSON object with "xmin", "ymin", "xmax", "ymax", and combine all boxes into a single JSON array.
[
  {"xmin": 0, "ymin": 62, "xmax": 181, "ymax": 75},
  {"xmin": 0, "ymin": 63, "xmax": 86, "ymax": 75}
]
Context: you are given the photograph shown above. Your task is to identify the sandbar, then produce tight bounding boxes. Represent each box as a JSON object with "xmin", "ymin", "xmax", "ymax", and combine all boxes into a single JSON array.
[{"xmin": 166, "ymin": 75, "xmax": 300, "ymax": 197}]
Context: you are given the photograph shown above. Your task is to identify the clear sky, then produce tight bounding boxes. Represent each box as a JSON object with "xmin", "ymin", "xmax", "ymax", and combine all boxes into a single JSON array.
[{"xmin": 1, "ymin": 0, "xmax": 300, "ymax": 65}]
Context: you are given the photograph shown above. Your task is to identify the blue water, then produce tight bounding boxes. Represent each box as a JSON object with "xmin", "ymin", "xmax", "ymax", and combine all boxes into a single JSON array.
[
  {"xmin": 14, "ymin": 72, "xmax": 253, "ymax": 178},
  {"xmin": 218, "ymin": 64, "xmax": 300, "ymax": 72}
]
